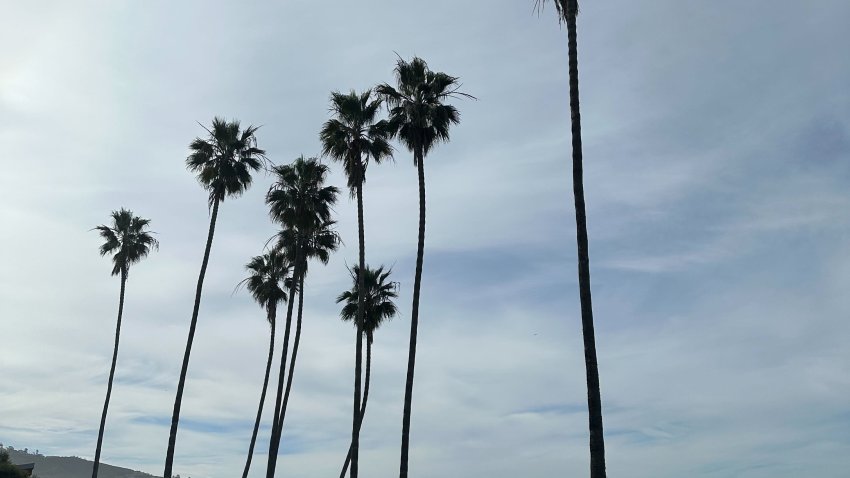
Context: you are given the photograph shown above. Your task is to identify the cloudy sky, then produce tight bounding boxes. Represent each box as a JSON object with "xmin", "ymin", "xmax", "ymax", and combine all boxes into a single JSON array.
[{"xmin": 2, "ymin": 1, "xmax": 849, "ymax": 477}]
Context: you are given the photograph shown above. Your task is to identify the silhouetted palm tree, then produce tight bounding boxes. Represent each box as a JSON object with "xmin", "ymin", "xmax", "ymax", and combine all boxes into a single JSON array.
[
  {"xmin": 164, "ymin": 117, "xmax": 265, "ymax": 478},
  {"xmin": 272, "ymin": 220, "xmax": 340, "ymax": 439},
  {"xmin": 264, "ymin": 156, "xmax": 339, "ymax": 478},
  {"xmin": 376, "ymin": 57, "xmax": 471, "ymax": 478},
  {"xmin": 535, "ymin": 1, "xmax": 606, "ymax": 476},
  {"xmin": 237, "ymin": 251, "xmax": 292, "ymax": 478},
  {"xmin": 320, "ymin": 89, "xmax": 393, "ymax": 478},
  {"xmin": 336, "ymin": 265, "xmax": 398, "ymax": 478},
  {"xmin": 91, "ymin": 209, "xmax": 158, "ymax": 478}
]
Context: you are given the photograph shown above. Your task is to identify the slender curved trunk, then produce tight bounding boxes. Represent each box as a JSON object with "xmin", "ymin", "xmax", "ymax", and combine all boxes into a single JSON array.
[
  {"xmin": 566, "ymin": 8, "xmax": 607, "ymax": 478},
  {"xmin": 241, "ymin": 305, "xmax": 277, "ymax": 478},
  {"xmin": 164, "ymin": 198, "xmax": 220, "ymax": 478},
  {"xmin": 352, "ymin": 178, "xmax": 366, "ymax": 478},
  {"xmin": 340, "ymin": 336, "xmax": 371, "ymax": 478},
  {"xmin": 92, "ymin": 267, "xmax": 127, "ymax": 478},
  {"xmin": 276, "ymin": 272, "xmax": 305, "ymax": 433},
  {"xmin": 399, "ymin": 145, "xmax": 425, "ymax": 478},
  {"xmin": 265, "ymin": 244, "xmax": 302, "ymax": 478}
]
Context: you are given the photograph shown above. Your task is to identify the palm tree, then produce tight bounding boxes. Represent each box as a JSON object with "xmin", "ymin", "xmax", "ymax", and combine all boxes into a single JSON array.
[
  {"xmin": 164, "ymin": 117, "xmax": 265, "ymax": 478},
  {"xmin": 335, "ymin": 265, "xmax": 398, "ymax": 478},
  {"xmin": 92, "ymin": 209, "xmax": 158, "ymax": 478},
  {"xmin": 376, "ymin": 56, "xmax": 471, "ymax": 478},
  {"xmin": 264, "ymin": 156, "xmax": 339, "ymax": 478},
  {"xmin": 535, "ymin": 1, "xmax": 606, "ymax": 476},
  {"xmin": 236, "ymin": 251, "xmax": 292, "ymax": 478},
  {"xmin": 272, "ymin": 220, "xmax": 340, "ymax": 440},
  {"xmin": 320, "ymin": 89, "xmax": 393, "ymax": 478}
]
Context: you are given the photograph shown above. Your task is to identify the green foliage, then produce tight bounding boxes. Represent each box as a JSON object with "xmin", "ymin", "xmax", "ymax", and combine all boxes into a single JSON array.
[
  {"xmin": 186, "ymin": 117, "xmax": 266, "ymax": 206},
  {"xmin": 336, "ymin": 265, "xmax": 399, "ymax": 342},
  {"xmin": 266, "ymin": 156, "xmax": 338, "ymax": 235},
  {"xmin": 375, "ymin": 56, "xmax": 471, "ymax": 158},
  {"xmin": 266, "ymin": 156, "xmax": 341, "ymax": 274},
  {"xmin": 0, "ymin": 465, "xmax": 25, "ymax": 478},
  {"xmin": 93, "ymin": 209, "xmax": 158, "ymax": 276},
  {"xmin": 0, "ymin": 450, "xmax": 25, "ymax": 478},
  {"xmin": 239, "ymin": 250, "xmax": 293, "ymax": 312},
  {"xmin": 534, "ymin": 0, "xmax": 578, "ymax": 22},
  {"xmin": 320, "ymin": 89, "xmax": 394, "ymax": 195}
]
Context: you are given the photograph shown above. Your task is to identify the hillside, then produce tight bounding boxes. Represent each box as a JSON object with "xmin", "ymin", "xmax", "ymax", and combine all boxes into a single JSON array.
[{"xmin": 2, "ymin": 447, "xmax": 156, "ymax": 478}]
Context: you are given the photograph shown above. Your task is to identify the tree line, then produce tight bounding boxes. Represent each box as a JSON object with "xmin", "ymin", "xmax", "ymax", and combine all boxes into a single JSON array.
[
  {"xmin": 90, "ymin": 2, "xmax": 609, "ymax": 477},
  {"xmin": 91, "ymin": 56, "xmax": 471, "ymax": 478}
]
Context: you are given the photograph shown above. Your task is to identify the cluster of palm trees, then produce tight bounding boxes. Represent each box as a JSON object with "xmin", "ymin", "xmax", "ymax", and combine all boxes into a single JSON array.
[
  {"xmin": 91, "ymin": 2, "xmax": 608, "ymax": 477},
  {"xmin": 90, "ymin": 56, "xmax": 471, "ymax": 478}
]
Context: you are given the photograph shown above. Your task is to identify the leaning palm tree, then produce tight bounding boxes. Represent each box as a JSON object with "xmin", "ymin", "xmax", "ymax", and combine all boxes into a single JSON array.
[
  {"xmin": 320, "ymin": 89, "xmax": 393, "ymax": 478},
  {"xmin": 264, "ymin": 156, "xmax": 339, "ymax": 478},
  {"xmin": 164, "ymin": 117, "xmax": 265, "ymax": 478},
  {"xmin": 91, "ymin": 209, "xmax": 158, "ymax": 478},
  {"xmin": 535, "ymin": 1, "xmax": 606, "ymax": 476},
  {"xmin": 272, "ymin": 220, "xmax": 340, "ymax": 440},
  {"xmin": 336, "ymin": 265, "xmax": 398, "ymax": 478},
  {"xmin": 237, "ymin": 251, "xmax": 292, "ymax": 478},
  {"xmin": 376, "ymin": 56, "xmax": 471, "ymax": 478}
]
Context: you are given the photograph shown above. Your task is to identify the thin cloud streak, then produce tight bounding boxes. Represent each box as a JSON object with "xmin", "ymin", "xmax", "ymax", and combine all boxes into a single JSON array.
[{"xmin": 1, "ymin": 1, "xmax": 849, "ymax": 478}]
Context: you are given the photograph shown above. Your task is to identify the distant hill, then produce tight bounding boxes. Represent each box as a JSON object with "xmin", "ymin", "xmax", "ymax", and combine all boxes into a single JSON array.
[{"xmin": 2, "ymin": 447, "xmax": 155, "ymax": 478}]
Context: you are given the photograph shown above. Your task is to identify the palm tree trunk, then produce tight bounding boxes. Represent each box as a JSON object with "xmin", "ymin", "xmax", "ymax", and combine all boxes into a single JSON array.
[
  {"xmin": 241, "ymin": 304, "xmax": 277, "ymax": 478},
  {"xmin": 566, "ymin": 8, "xmax": 607, "ymax": 478},
  {"xmin": 92, "ymin": 268, "xmax": 127, "ymax": 478},
  {"xmin": 164, "ymin": 198, "xmax": 220, "ymax": 478},
  {"xmin": 399, "ymin": 146, "xmax": 426, "ymax": 478},
  {"xmin": 339, "ymin": 336, "xmax": 371, "ymax": 478},
  {"xmin": 352, "ymin": 179, "xmax": 366, "ymax": 478},
  {"xmin": 276, "ymin": 272, "xmax": 305, "ymax": 434},
  {"xmin": 265, "ymin": 244, "xmax": 302, "ymax": 478}
]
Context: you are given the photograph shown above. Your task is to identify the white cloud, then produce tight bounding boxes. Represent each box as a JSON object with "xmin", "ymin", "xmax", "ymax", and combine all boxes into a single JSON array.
[{"xmin": 2, "ymin": 1, "xmax": 850, "ymax": 478}]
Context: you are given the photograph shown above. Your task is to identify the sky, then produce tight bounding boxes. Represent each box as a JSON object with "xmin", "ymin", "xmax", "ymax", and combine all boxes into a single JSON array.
[{"xmin": 1, "ymin": 1, "xmax": 849, "ymax": 477}]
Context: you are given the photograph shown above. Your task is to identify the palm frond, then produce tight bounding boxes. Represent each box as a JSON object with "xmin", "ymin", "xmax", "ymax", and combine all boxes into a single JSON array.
[
  {"xmin": 320, "ymin": 89, "xmax": 394, "ymax": 195},
  {"xmin": 376, "ymin": 56, "xmax": 471, "ymax": 161},
  {"xmin": 534, "ymin": 0, "xmax": 578, "ymax": 23},
  {"xmin": 266, "ymin": 156, "xmax": 340, "ymax": 278},
  {"xmin": 186, "ymin": 117, "xmax": 266, "ymax": 205},
  {"xmin": 335, "ymin": 264, "xmax": 399, "ymax": 335},
  {"xmin": 238, "ymin": 250, "xmax": 291, "ymax": 312},
  {"xmin": 93, "ymin": 208, "xmax": 158, "ymax": 276}
]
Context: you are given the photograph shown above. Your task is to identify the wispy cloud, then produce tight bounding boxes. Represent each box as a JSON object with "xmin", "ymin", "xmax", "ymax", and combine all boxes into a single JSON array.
[{"xmin": 1, "ymin": 1, "xmax": 849, "ymax": 477}]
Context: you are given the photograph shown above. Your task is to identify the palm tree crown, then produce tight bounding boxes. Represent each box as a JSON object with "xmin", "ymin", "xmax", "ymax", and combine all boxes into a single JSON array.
[
  {"xmin": 336, "ymin": 265, "xmax": 398, "ymax": 341},
  {"xmin": 320, "ymin": 90, "xmax": 394, "ymax": 194},
  {"xmin": 272, "ymin": 220, "xmax": 341, "ymax": 272},
  {"xmin": 239, "ymin": 251, "xmax": 293, "ymax": 312},
  {"xmin": 266, "ymin": 156, "xmax": 339, "ymax": 234},
  {"xmin": 94, "ymin": 208, "xmax": 159, "ymax": 276},
  {"xmin": 376, "ymin": 57, "xmax": 472, "ymax": 158},
  {"xmin": 187, "ymin": 117, "xmax": 266, "ymax": 206},
  {"xmin": 535, "ymin": 0, "xmax": 578, "ymax": 22}
]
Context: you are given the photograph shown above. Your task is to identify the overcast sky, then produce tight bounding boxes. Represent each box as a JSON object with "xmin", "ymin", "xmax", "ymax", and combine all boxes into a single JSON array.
[{"xmin": 2, "ymin": 1, "xmax": 849, "ymax": 477}]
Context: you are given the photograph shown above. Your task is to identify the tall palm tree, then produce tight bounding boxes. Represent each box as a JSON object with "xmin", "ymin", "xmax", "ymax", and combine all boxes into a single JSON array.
[
  {"xmin": 164, "ymin": 117, "xmax": 265, "ymax": 478},
  {"xmin": 535, "ymin": 1, "xmax": 606, "ymax": 476},
  {"xmin": 336, "ymin": 265, "xmax": 398, "ymax": 478},
  {"xmin": 92, "ymin": 209, "xmax": 158, "ymax": 478},
  {"xmin": 264, "ymin": 156, "xmax": 339, "ymax": 478},
  {"xmin": 273, "ymin": 220, "xmax": 340, "ymax": 438},
  {"xmin": 320, "ymin": 89, "xmax": 393, "ymax": 478},
  {"xmin": 376, "ymin": 56, "xmax": 471, "ymax": 478},
  {"xmin": 237, "ymin": 251, "xmax": 292, "ymax": 478}
]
